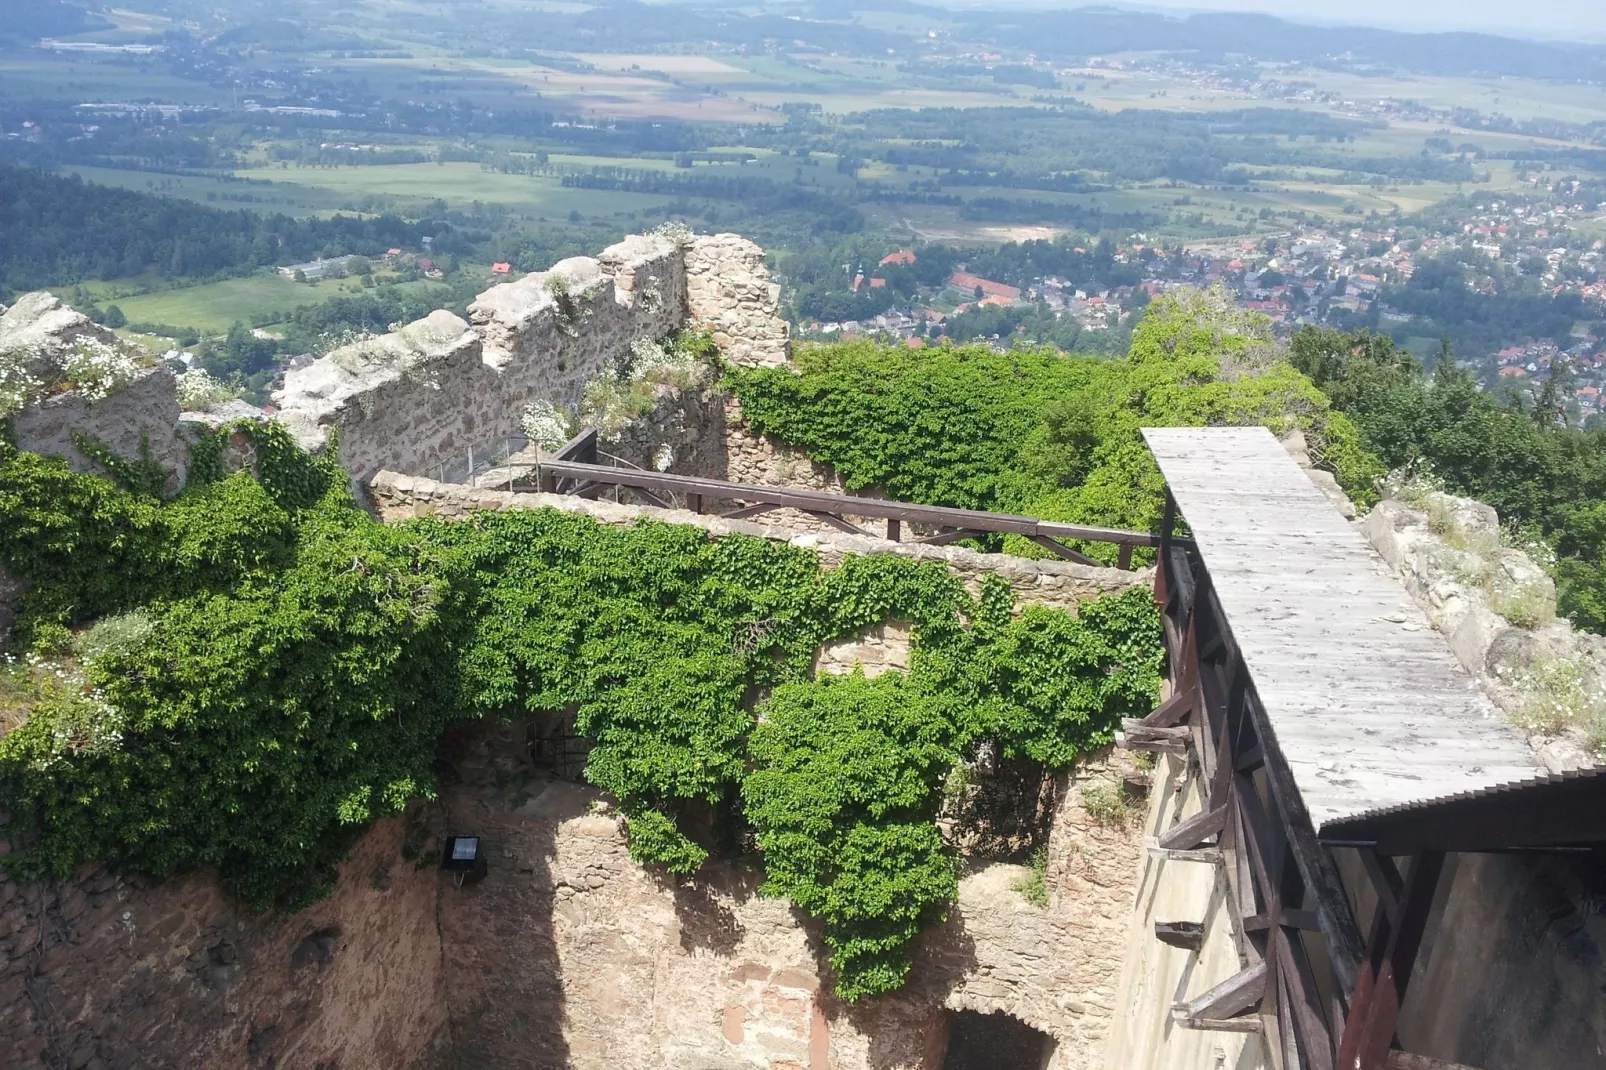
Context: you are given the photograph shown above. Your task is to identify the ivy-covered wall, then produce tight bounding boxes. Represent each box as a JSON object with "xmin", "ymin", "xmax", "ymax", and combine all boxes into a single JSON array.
[
  {"xmin": 0, "ymin": 422, "xmax": 1162, "ymax": 1000},
  {"xmin": 726, "ymin": 288, "xmax": 1381, "ymax": 563}
]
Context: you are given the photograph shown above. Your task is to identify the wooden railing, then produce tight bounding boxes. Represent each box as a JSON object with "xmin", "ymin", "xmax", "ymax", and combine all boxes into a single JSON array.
[{"xmin": 528, "ymin": 429, "xmax": 1162, "ymax": 569}]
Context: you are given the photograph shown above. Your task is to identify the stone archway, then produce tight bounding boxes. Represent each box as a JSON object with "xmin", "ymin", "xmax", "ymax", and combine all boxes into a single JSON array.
[{"xmin": 941, "ymin": 1009, "xmax": 1055, "ymax": 1070}]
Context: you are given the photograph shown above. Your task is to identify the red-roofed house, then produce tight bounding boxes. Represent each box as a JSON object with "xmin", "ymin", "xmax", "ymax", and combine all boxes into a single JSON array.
[
  {"xmin": 948, "ymin": 272, "xmax": 1021, "ymax": 302},
  {"xmin": 869, "ymin": 277, "xmax": 887, "ymax": 289},
  {"xmin": 1499, "ymin": 366, "xmax": 1528, "ymax": 378},
  {"xmin": 879, "ymin": 250, "xmax": 917, "ymax": 267},
  {"xmin": 491, "ymin": 262, "xmax": 512, "ymax": 275}
]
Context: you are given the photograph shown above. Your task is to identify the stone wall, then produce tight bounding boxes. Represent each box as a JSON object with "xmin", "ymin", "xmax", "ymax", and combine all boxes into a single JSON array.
[
  {"xmin": 427, "ymin": 722, "xmax": 1146, "ymax": 1070},
  {"xmin": 271, "ymin": 232, "xmax": 788, "ymax": 494},
  {"xmin": 1360, "ymin": 489, "xmax": 1602, "ymax": 772},
  {"xmin": 0, "ymin": 814, "xmax": 447, "ymax": 1070},
  {"xmin": 2, "ymin": 294, "xmax": 189, "ymax": 496},
  {"xmin": 367, "ymin": 471, "xmax": 1151, "ymax": 615}
]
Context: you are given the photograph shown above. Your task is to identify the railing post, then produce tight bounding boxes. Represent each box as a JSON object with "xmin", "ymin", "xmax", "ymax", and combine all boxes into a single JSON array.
[
  {"xmin": 1118, "ymin": 542, "xmax": 1133, "ymax": 570},
  {"xmin": 887, "ymin": 518, "xmax": 901, "ymax": 542}
]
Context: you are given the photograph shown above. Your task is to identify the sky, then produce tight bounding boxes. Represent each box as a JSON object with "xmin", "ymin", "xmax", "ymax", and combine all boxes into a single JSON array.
[{"xmin": 1103, "ymin": 0, "xmax": 1606, "ymax": 40}]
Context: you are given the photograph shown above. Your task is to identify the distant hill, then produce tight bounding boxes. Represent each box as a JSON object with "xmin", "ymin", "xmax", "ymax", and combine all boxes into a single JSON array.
[
  {"xmin": 948, "ymin": 7, "xmax": 1606, "ymax": 82},
  {"xmin": 0, "ymin": 1, "xmax": 109, "ymax": 42}
]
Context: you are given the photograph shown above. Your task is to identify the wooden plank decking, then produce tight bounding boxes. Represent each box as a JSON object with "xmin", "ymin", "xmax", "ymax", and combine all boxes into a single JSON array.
[{"xmin": 1142, "ymin": 426, "xmax": 1540, "ymax": 830}]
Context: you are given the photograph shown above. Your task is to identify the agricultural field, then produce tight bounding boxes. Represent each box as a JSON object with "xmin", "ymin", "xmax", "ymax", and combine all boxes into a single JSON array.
[
  {"xmin": 57, "ymin": 272, "xmax": 454, "ymax": 335},
  {"xmin": 230, "ymin": 163, "xmax": 674, "ymax": 218}
]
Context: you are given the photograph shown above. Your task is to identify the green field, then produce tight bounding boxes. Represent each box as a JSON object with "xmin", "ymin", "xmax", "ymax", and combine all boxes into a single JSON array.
[
  {"xmin": 232, "ymin": 162, "xmax": 676, "ymax": 218},
  {"xmin": 60, "ymin": 274, "xmax": 454, "ymax": 334}
]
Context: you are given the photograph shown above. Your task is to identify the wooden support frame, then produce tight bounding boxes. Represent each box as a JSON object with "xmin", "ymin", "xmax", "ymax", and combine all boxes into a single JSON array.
[
  {"xmin": 1150, "ymin": 514, "xmax": 1494, "ymax": 1070},
  {"xmin": 1150, "ymin": 516, "xmax": 1370, "ymax": 1070}
]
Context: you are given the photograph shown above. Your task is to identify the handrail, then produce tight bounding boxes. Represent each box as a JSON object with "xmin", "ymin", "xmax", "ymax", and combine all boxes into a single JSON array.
[{"xmin": 529, "ymin": 440, "xmax": 1169, "ymax": 569}]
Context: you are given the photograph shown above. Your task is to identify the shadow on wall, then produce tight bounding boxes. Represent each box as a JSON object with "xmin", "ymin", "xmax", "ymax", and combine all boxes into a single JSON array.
[
  {"xmin": 1400, "ymin": 850, "xmax": 1606, "ymax": 1070},
  {"xmin": 428, "ymin": 721, "xmax": 573, "ymax": 1070}
]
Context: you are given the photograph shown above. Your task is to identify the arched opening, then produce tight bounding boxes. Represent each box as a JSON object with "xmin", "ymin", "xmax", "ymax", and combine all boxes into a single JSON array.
[{"xmin": 940, "ymin": 1009, "xmax": 1054, "ymax": 1070}]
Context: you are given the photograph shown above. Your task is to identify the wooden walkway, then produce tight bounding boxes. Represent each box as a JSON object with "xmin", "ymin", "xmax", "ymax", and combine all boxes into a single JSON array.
[{"xmin": 1142, "ymin": 426, "xmax": 1539, "ymax": 830}]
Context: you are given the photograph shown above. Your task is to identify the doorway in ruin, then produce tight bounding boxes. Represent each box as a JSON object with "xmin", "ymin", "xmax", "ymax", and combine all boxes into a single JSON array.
[{"xmin": 940, "ymin": 1009, "xmax": 1054, "ymax": 1070}]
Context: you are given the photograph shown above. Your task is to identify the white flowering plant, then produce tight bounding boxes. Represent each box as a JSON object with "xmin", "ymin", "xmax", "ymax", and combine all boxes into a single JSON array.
[
  {"xmin": 174, "ymin": 367, "xmax": 238, "ymax": 411},
  {"xmin": 0, "ymin": 333, "xmax": 149, "ymax": 417},
  {"xmin": 521, "ymin": 399, "xmax": 575, "ymax": 452}
]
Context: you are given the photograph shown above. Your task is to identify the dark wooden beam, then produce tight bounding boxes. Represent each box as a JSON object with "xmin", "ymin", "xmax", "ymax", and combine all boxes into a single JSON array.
[
  {"xmin": 537, "ymin": 457, "xmax": 1162, "ymax": 549},
  {"xmin": 1141, "ymin": 688, "xmax": 1193, "ymax": 729},
  {"xmin": 803, "ymin": 510, "xmax": 875, "ymax": 538},
  {"xmin": 1148, "ymin": 846, "xmax": 1222, "ymax": 864},
  {"xmin": 725, "ymin": 502, "xmax": 780, "ymax": 521},
  {"xmin": 1244, "ymin": 910, "xmax": 1322, "ymax": 932},
  {"xmin": 1157, "ymin": 804, "xmax": 1226, "ymax": 852},
  {"xmin": 1176, "ymin": 961, "xmax": 1267, "ymax": 1022},
  {"xmin": 1025, "ymin": 533, "xmax": 1102, "ymax": 567},
  {"xmin": 1155, "ymin": 921, "xmax": 1205, "ymax": 951},
  {"xmin": 1338, "ymin": 851, "xmax": 1447, "ymax": 1070},
  {"xmin": 1171, "ymin": 1012, "xmax": 1264, "ymax": 1034}
]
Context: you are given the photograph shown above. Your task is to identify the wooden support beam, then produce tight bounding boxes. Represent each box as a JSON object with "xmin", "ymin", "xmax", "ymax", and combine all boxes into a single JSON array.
[
  {"xmin": 1176, "ymin": 961, "xmax": 1267, "ymax": 1022},
  {"xmin": 886, "ymin": 518, "xmax": 900, "ymax": 542},
  {"xmin": 1118, "ymin": 542, "xmax": 1134, "ymax": 570},
  {"xmin": 1147, "ymin": 845, "xmax": 1222, "ymax": 864},
  {"xmin": 1024, "ymin": 533, "xmax": 1102, "ymax": 567},
  {"xmin": 914, "ymin": 527, "xmax": 990, "ymax": 546},
  {"xmin": 1171, "ymin": 1011, "xmax": 1264, "ymax": 1034},
  {"xmin": 725, "ymin": 503, "xmax": 780, "ymax": 521},
  {"xmin": 1338, "ymin": 851, "xmax": 1447, "ymax": 1070},
  {"xmin": 803, "ymin": 510, "xmax": 875, "ymax": 538},
  {"xmin": 1155, "ymin": 921, "xmax": 1205, "ymax": 951},
  {"xmin": 1125, "ymin": 737, "xmax": 1188, "ymax": 756},
  {"xmin": 1158, "ymin": 804, "xmax": 1226, "ymax": 851},
  {"xmin": 1244, "ymin": 909, "xmax": 1322, "ymax": 932},
  {"xmin": 1141, "ymin": 689, "xmax": 1193, "ymax": 729}
]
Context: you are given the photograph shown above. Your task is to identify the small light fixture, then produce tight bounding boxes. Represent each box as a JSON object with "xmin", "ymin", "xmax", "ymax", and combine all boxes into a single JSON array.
[
  {"xmin": 442, "ymin": 835, "xmax": 486, "ymax": 887},
  {"xmin": 442, "ymin": 835, "xmax": 480, "ymax": 871}
]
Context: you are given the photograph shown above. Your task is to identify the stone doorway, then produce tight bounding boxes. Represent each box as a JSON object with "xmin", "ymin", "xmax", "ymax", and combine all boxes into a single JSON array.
[{"xmin": 940, "ymin": 1009, "xmax": 1054, "ymax": 1070}]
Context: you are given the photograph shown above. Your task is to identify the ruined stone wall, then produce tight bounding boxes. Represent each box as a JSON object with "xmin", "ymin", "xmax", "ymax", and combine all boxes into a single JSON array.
[
  {"xmin": 367, "ymin": 471, "xmax": 1150, "ymax": 615},
  {"xmin": 270, "ymin": 231, "xmax": 787, "ymax": 494},
  {"xmin": 0, "ymin": 815, "xmax": 447, "ymax": 1070},
  {"xmin": 2, "ymin": 294, "xmax": 189, "ymax": 496},
  {"xmin": 427, "ymin": 722, "xmax": 1146, "ymax": 1070}
]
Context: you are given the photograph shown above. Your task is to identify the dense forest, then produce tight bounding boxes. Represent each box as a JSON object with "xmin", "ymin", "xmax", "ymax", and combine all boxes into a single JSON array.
[{"xmin": 0, "ymin": 167, "xmax": 422, "ymax": 298}]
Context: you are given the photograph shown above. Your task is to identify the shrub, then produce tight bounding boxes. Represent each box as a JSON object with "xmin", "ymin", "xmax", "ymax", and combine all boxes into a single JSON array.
[{"xmin": 1012, "ymin": 848, "xmax": 1049, "ymax": 907}]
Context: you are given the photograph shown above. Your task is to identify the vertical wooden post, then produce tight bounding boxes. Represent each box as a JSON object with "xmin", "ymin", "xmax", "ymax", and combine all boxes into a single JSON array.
[
  {"xmin": 1337, "ymin": 851, "xmax": 1445, "ymax": 1070},
  {"xmin": 688, "ymin": 492, "xmax": 702, "ymax": 514},
  {"xmin": 887, "ymin": 518, "xmax": 901, "ymax": 542},
  {"xmin": 1118, "ymin": 542, "xmax": 1134, "ymax": 570}
]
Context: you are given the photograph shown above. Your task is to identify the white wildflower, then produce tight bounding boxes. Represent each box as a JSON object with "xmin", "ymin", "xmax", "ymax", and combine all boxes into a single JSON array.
[
  {"xmin": 0, "ymin": 348, "xmax": 43, "ymax": 417},
  {"xmin": 62, "ymin": 337, "xmax": 141, "ymax": 403},
  {"xmin": 521, "ymin": 399, "xmax": 574, "ymax": 452},
  {"xmin": 649, "ymin": 220, "xmax": 695, "ymax": 247},
  {"xmin": 174, "ymin": 367, "xmax": 237, "ymax": 411},
  {"xmin": 653, "ymin": 444, "xmax": 674, "ymax": 472}
]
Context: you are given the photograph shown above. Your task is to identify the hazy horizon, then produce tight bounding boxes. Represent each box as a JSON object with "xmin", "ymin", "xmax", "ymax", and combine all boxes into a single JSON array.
[{"xmin": 940, "ymin": 0, "xmax": 1606, "ymax": 42}]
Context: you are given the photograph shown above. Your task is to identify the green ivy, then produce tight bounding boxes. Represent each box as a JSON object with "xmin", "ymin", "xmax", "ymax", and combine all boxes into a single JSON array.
[
  {"xmin": 727, "ymin": 290, "xmax": 1384, "ymax": 564},
  {"xmin": 0, "ymin": 433, "xmax": 1162, "ymax": 998}
]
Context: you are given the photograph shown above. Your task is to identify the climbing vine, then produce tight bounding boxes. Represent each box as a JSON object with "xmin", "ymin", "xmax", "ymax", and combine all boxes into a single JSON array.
[
  {"xmin": 727, "ymin": 288, "xmax": 1383, "ymax": 562},
  {"xmin": 0, "ymin": 430, "xmax": 1161, "ymax": 999}
]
